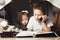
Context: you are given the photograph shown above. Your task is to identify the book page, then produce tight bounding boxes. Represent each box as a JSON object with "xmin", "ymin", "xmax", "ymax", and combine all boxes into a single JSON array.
[
  {"xmin": 16, "ymin": 31, "xmax": 53, "ymax": 37},
  {"xmin": 16, "ymin": 31, "xmax": 34, "ymax": 36}
]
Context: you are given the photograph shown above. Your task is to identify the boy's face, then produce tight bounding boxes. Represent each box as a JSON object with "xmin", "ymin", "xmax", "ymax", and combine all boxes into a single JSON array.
[
  {"xmin": 33, "ymin": 9, "xmax": 44, "ymax": 20},
  {"xmin": 22, "ymin": 15, "xmax": 28, "ymax": 26}
]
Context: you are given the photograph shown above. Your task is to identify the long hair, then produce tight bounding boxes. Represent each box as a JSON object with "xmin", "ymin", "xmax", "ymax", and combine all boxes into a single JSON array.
[{"xmin": 17, "ymin": 12, "xmax": 30, "ymax": 26}]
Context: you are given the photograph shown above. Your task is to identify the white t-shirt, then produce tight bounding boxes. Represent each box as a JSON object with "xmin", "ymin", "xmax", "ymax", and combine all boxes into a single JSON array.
[{"xmin": 27, "ymin": 16, "xmax": 53, "ymax": 31}]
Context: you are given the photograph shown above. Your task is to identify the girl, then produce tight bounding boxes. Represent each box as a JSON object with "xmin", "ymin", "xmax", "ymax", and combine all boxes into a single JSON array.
[
  {"xmin": 15, "ymin": 10, "xmax": 30, "ymax": 31},
  {"xmin": 27, "ymin": 3, "xmax": 53, "ymax": 33}
]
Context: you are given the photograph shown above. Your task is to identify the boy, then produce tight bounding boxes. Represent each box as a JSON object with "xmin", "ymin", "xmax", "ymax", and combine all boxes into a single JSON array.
[{"xmin": 27, "ymin": 3, "xmax": 53, "ymax": 33}]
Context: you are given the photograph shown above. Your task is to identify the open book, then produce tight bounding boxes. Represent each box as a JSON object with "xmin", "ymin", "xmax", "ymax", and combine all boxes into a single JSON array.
[{"xmin": 16, "ymin": 31, "xmax": 53, "ymax": 37}]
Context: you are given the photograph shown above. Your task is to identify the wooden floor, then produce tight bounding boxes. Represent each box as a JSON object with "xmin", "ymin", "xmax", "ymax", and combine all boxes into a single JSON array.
[{"xmin": 0, "ymin": 37, "xmax": 60, "ymax": 40}]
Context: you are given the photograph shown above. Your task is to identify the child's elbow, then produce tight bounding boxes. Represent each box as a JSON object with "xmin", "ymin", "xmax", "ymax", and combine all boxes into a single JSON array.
[{"xmin": 44, "ymin": 28, "xmax": 51, "ymax": 32}]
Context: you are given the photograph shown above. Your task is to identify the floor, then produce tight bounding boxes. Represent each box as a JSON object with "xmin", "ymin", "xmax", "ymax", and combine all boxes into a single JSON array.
[{"xmin": 0, "ymin": 37, "xmax": 60, "ymax": 40}]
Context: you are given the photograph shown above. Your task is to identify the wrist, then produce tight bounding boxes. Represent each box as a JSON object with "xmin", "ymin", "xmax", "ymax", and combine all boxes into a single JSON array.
[
  {"xmin": 41, "ymin": 21, "xmax": 45, "ymax": 24},
  {"xmin": 41, "ymin": 22, "xmax": 46, "ymax": 25}
]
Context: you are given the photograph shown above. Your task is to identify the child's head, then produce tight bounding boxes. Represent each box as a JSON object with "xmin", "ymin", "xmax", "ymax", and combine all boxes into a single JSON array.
[
  {"xmin": 17, "ymin": 10, "xmax": 29, "ymax": 26},
  {"xmin": 32, "ymin": 3, "xmax": 44, "ymax": 20}
]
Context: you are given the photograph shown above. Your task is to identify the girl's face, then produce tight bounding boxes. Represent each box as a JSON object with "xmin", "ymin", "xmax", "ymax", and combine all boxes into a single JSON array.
[
  {"xmin": 21, "ymin": 15, "xmax": 28, "ymax": 26},
  {"xmin": 33, "ymin": 9, "xmax": 44, "ymax": 20}
]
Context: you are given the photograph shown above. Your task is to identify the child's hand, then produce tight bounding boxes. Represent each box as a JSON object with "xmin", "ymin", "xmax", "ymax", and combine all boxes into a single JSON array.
[
  {"xmin": 35, "ymin": 30, "xmax": 44, "ymax": 33},
  {"xmin": 41, "ymin": 15, "xmax": 48, "ymax": 22}
]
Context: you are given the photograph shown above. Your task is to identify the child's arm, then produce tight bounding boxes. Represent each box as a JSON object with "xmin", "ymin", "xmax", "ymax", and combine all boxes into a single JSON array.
[
  {"xmin": 27, "ymin": 29, "xmax": 32, "ymax": 31},
  {"xmin": 41, "ymin": 22, "xmax": 51, "ymax": 32},
  {"xmin": 41, "ymin": 15, "xmax": 51, "ymax": 32},
  {"xmin": 27, "ymin": 17, "xmax": 33, "ymax": 31}
]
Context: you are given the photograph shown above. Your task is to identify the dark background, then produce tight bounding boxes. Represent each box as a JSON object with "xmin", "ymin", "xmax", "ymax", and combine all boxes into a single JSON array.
[
  {"xmin": 4, "ymin": 0, "xmax": 45, "ymax": 25},
  {"xmin": 3, "ymin": 0, "xmax": 60, "ymax": 32}
]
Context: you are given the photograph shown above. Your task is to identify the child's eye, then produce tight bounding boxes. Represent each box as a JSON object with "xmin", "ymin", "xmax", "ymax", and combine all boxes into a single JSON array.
[
  {"xmin": 34, "ymin": 14, "xmax": 37, "ymax": 16},
  {"xmin": 38, "ymin": 15, "xmax": 41, "ymax": 16},
  {"xmin": 24, "ymin": 19, "xmax": 28, "ymax": 20}
]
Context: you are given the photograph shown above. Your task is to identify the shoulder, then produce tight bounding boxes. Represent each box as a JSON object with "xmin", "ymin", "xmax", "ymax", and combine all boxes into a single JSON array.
[
  {"xmin": 29, "ymin": 16, "xmax": 35, "ymax": 20},
  {"xmin": 46, "ymin": 18, "xmax": 52, "ymax": 23},
  {"xmin": 46, "ymin": 18, "xmax": 53, "ymax": 27}
]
